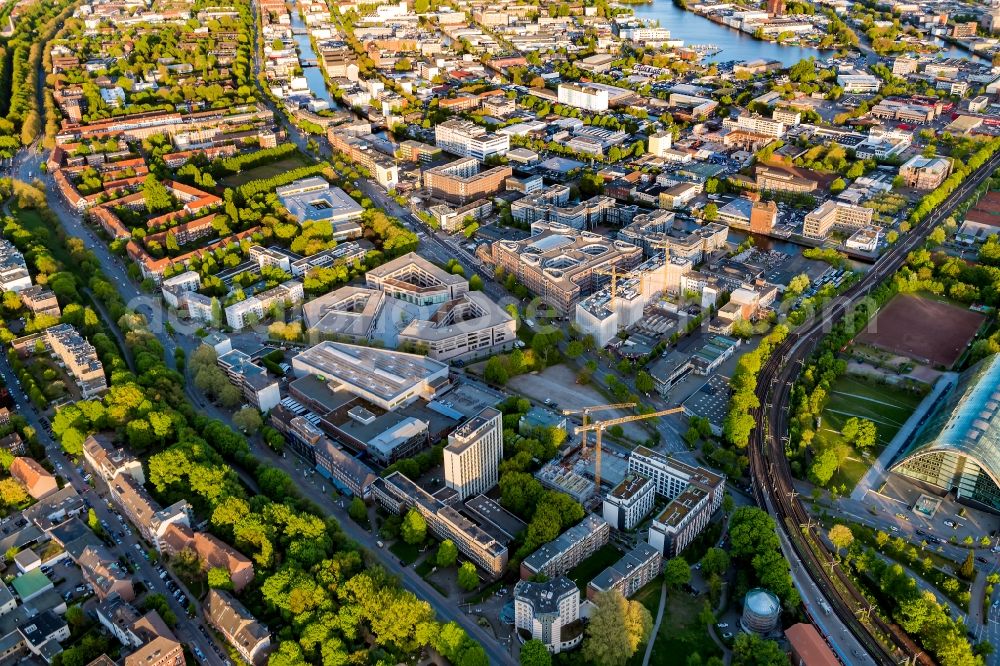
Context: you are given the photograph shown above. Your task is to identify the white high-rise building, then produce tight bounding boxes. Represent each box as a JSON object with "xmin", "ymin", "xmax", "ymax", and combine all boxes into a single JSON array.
[
  {"xmin": 648, "ymin": 130, "xmax": 673, "ymax": 157},
  {"xmin": 443, "ymin": 407, "xmax": 503, "ymax": 500},
  {"xmin": 514, "ymin": 577, "xmax": 583, "ymax": 654},
  {"xmin": 557, "ymin": 83, "xmax": 609, "ymax": 112},
  {"xmin": 435, "ymin": 119, "xmax": 509, "ymax": 161}
]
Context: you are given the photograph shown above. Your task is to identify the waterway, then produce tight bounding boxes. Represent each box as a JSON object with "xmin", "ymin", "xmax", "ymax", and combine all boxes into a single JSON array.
[
  {"xmin": 630, "ymin": 0, "xmax": 980, "ymax": 66},
  {"xmin": 288, "ymin": 0, "xmax": 334, "ymax": 105},
  {"xmin": 630, "ymin": 1, "xmax": 832, "ymax": 66}
]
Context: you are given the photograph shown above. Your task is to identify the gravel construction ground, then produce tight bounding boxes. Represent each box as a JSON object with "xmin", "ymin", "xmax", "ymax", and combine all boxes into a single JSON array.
[
  {"xmin": 505, "ymin": 365, "xmax": 648, "ymax": 441},
  {"xmin": 857, "ymin": 294, "xmax": 985, "ymax": 368}
]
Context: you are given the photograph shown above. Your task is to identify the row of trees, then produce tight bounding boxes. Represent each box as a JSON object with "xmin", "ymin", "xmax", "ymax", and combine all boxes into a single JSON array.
[{"xmin": 4, "ymin": 179, "xmax": 489, "ymax": 664}]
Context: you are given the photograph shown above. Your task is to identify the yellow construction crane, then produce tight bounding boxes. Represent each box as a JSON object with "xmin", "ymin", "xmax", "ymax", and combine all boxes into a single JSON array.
[
  {"xmin": 593, "ymin": 265, "xmax": 621, "ymax": 299},
  {"xmin": 575, "ymin": 407, "xmax": 686, "ymax": 493},
  {"xmin": 562, "ymin": 403, "xmax": 636, "ymax": 456}
]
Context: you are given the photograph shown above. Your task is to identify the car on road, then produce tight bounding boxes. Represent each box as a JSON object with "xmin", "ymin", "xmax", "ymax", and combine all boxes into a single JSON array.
[
  {"xmin": 716, "ymin": 623, "xmax": 728, "ymax": 628},
  {"xmin": 944, "ymin": 520, "xmax": 956, "ymax": 528},
  {"xmin": 890, "ymin": 526, "xmax": 899, "ymax": 532},
  {"xmin": 978, "ymin": 557, "xmax": 989, "ymax": 564}
]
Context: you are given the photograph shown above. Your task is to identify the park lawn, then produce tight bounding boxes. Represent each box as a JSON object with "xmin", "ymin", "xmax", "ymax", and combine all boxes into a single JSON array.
[
  {"xmin": 814, "ymin": 375, "xmax": 924, "ymax": 490},
  {"xmin": 628, "ymin": 579, "xmax": 721, "ymax": 666},
  {"xmin": 389, "ymin": 540, "xmax": 421, "ymax": 565},
  {"xmin": 567, "ymin": 543, "xmax": 623, "ymax": 591},
  {"xmin": 219, "ymin": 154, "xmax": 313, "ymax": 188}
]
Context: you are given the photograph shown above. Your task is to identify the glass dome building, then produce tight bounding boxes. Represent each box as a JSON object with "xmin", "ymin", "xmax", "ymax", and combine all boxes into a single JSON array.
[{"xmin": 891, "ymin": 354, "xmax": 1000, "ymax": 513}]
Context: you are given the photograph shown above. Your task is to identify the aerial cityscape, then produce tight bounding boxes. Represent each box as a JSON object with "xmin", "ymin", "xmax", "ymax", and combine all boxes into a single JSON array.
[{"xmin": 0, "ymin": 0, "xmax": 993, "ymax": 663}]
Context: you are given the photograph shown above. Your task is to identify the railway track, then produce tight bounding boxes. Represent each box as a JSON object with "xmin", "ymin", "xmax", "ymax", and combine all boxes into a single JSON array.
[{"xmin": 748, "ymin": 151, "xmax": 1000, "ymax": 665}]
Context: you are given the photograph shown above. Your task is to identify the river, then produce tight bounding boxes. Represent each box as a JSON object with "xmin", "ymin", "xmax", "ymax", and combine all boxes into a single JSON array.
[
  {"xmin": 630, "ymin": 0, "xmax": 980, "ymax": 66},
  {"xmin": 288, "ymin": 0, "xmax": 334, "ymax": 105}
]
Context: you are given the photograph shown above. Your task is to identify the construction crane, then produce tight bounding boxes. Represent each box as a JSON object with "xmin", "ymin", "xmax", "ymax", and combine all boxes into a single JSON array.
[
  {"xmin": 575, "ymin": 407, "xmax": 686, "ymax": 493},
  {"xmin": 562, "ymin": 403, "xmax": 637, "ymax": 456}
]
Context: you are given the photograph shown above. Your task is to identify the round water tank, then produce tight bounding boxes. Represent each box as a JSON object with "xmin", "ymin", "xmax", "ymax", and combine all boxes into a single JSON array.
[{"xmin": 741, "ymin": 588, "xmax": 781, "ymax": 634}]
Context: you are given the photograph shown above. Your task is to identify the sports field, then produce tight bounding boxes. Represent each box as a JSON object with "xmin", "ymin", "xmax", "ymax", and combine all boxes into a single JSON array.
[
  {"xmin": 856, "ymin": 294, "xmax": 984, "ymax": 368},
  {"xmin": 219, "ymin": 155, "xmax": 313, "ymax": 188},
  {"xmin": 814, "ymin": 375, "xmax": 924, "ymax": 490}
]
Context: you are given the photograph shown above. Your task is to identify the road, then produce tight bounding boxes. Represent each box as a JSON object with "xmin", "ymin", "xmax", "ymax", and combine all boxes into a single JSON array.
[
  {"xmin": 750, "ymin": 148, "xmax": 1000, "ymax": 665},
  {"xmin": 0, "ymin": 347, "xmax": 228, "ymax": 666}
]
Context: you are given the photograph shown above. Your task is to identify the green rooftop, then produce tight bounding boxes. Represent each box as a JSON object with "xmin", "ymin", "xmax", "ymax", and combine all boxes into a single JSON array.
[{"xmin": 12, "ymin": 569, "xmax": 52, "ymax": 600}]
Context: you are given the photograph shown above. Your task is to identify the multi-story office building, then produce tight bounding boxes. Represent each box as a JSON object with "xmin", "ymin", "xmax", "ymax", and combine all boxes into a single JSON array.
[
  {"xmin": 836, "ymin": 74, "xmax": 881, "ymax": 93},
  {"xmin": 628, "ymin": 447, "xmax": 725, "ymax": 556},
  {"xmin": 603, "ymin": 473, "xmax": 656, "ymax": 530},
  {"xmin": 291, "ymin": 341, "xmax": 449, "ymax": 411},
  {"xmin": 587, "ymin": 542, "xmax": 662, "ymax": 600},
  {"xmin": 510, "ymin": 185, "xmax": 630, "ymax": 230},
  {"xmin": 899, "ymin": 155, "xmax": 952, "ymax": 190},
  {"xmin": 575, "ymin": 254, "xmax": 691, "ymax": 348},
  {"xmin": 444, "ymin": 408, "xmax": 503, "ymax": 500},
  {"xmin": 423, "ymin": 157, "xmax": 512, "ymax": 205},
  {"xmin": 557, "ymin": 83, "xmax": 609, "ymax": 112},
  {"xmin": 520, "ymin": 514, "xmax": 610, "ymax": 579},
  {"xmin": 755, "ymin": 166, "xmax": 817, "ymax": 193},
  {"xmin": 487, "ymin": 222, "xmax": 643, "ymax": 314},
  {"xmin": 803, "ymin": 200, "xmax": 875, "ymax": 239},
  {"xmin": 365, "ymin": 252, "xmax": 467, "ymax": 305},
  {"xmin": 514, "ymin": 577, "xmax": 583, "ymax": 654},
  {"xmin": 371, "ymin": 472, "xmax": 514, "ymax": 577},
  {"xmin": 617, "ymin": 211, "xmax": 728, "ymax": 261},
  {"xmin": 434, "ymin": 119, "xmax": 509, "ymax": 161}
]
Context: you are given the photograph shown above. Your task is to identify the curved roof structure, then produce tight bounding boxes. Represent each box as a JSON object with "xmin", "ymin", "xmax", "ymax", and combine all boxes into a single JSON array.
[
  {"xmin": 744, "ymin": 588, "xmax": 780, "ymax": 617},
  {"xmin": 892, "ymin": 354, "xmax": 1000, "ymax": 511},
  {"xmin": 894, "ymin": 355, "xmax": 1000, "ymax": 472}
]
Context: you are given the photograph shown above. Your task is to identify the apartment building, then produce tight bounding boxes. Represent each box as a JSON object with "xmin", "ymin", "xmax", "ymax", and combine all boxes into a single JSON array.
[
  {"xmin": 45, "ymin": 324, "xmax": 107, "ymax": 398},
  {"xmin": 510, "ymin": 185, "xmax": 630, "ymax": 230},
  {"xmin": 216, "ymin": 349, "xmax": 281, "ymax": 412},
  {"xmin": 18, "ymin": 285, "xmax": 59, "ymax": 318},
  {"xmin": 487, "ymin": 222, "xmax": 643, "ymax": 314},
  {"xmin": 603, "ymin": 473, "xmax": 656, "ymax": 530},
  {"xmin": 722, "ymin": 114, "xmax": 785, "ymax": 138},
  {"xmin": 514, "ymin": 577, "xmax": 583, "ymax": 654},
  {"xmin": 520, "ymin": 514, "xmax": 610, "ymax": 579},
  {"xmin": 648, "ymin": 130, "xmax": 673, "ymax": 157},
  {"xmin": 327, "ymin": 131, "xmax": 399, "ymax": 189},
  {"xmin": 899, "ymin": 155, "xmax": 952, "ymax": 190},
  {"xmin": 10, "ymin": 458, "xmax": 58, "ymax": 500},
  {"xmin": 109, "ymin": 473, "xmax": 191, "ymax": 554},
  {"xmin": 424, "ymin": 157, "xmax": 512, "ymax": 205},
  {"xmin": 803, "ymin": 200, "xmax": 875, "ymax": 239},
  {"xmin": 557, "ymin": 83, "xmax": 609, "ymax": 112},
  {"xmin": 224, "ymin": 280, "xmax": 304, "ymax": 329},
  {"xmin": 434, "ymin": 119, "xmax": 509, "ymax": 161},
  {"xmin": 205, "ymin": 590, "xmax": 272, "ymax": 666},
  {"xmin": 628, "ymin": 447, "xmax": 725, "ymax": 557},
  {"xmin": 96, "ymin": 595, "xmax": 184, "ymax": 666},
  {"xmin": 160, "ymin": 526, "xmax": 255, "ymax": 592},
  {"xmin": 371, "ymin": 472, "xmax": 512, "ymax": 577},
  {"xmin": 83, "ymin": 435, "xmax": 145, "ymax": 485},
  {"xmin": 587, "ymin": 542, "xmax": 662, "ymax": 600},
  {"xmin": 0, "ymin": 239, "xmax": 32, "ymax": 292},
  {"xmin": 444, "ymin": 408, "xmax": 502, "ymax": 501},
  {"xmin": 755, "ymin": 166, "xmax": 818, "ymax": 194}
]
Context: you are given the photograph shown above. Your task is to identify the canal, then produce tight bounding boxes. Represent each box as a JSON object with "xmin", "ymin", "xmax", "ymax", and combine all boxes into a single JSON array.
[{"xmin": 288, "ymin": 0, "xmax": 335, "ymax": 105}]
